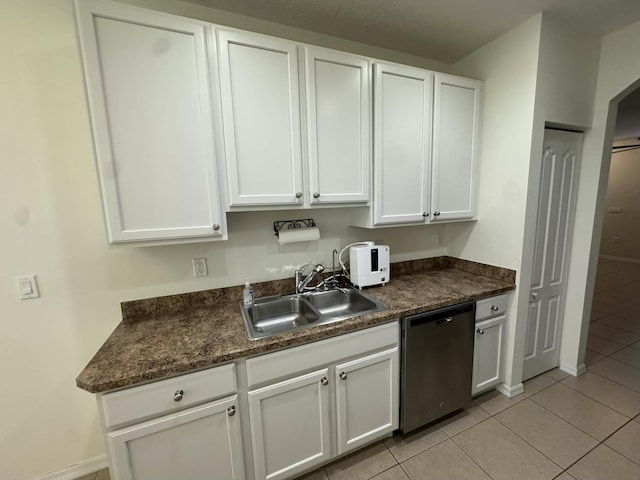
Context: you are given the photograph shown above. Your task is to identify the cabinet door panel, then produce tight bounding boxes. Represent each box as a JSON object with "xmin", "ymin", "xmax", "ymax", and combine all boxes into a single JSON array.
[
  {"xmin": 472, "ymin": 316, "xmax": 505, "ymax": 395},
  {"xmin": 108, "ymin": 396, "xmax": 244, "ymax": 480},
  {"xmin": 306, "ymin": 47, "xmax": 370, "ymax": 204},
  {"xmin": 76, "ymin": 1, "xmax": 223, "ymax": 242},
  {"xmin": 248, "ymin": 369, "xmax": 331, "ymax": 480},
  {"xmin": 374, "ymin": 63, "xmax": 432, "ymax": 225},
  {"xmin": 432, "ymin": 74, "xmax": 481, "ymax": 221},
  {"xmin": 218, "ymin": 30, "xmax": 303, "ymax": 206},
  {"xmin": 335, "ymin": 348, "xmax": 399, "ymax": 454}
]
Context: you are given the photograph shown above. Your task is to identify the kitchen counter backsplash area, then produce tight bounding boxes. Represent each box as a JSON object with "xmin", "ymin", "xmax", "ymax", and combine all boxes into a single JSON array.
[{"xmin": 77, "ymin": 256, "xmax": 515, "ymax": 394}]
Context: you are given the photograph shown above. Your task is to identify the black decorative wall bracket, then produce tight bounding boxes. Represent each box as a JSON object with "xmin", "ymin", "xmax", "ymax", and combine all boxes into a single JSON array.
[{"xmin": 273, "ymin": 219, "xmax": 317, "ymax": 238}]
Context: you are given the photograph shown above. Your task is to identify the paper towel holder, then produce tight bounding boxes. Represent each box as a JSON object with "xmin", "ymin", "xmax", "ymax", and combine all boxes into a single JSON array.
[{"xmin": 273, "ymin": 218, "xmax": 317, "ymax": 238}]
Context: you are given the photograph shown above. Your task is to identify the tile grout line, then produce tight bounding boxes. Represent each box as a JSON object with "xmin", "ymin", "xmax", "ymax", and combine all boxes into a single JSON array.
[
  {"xmin": 556, "ymin": 417, "xmax": 639, "ymax": 475},
  {"xmin": 491, "ymin": 408, "xmax": 569, "ymax": 473},
  {"xmin": 527, "ymin": 392, "xmax": 608, "ymax": 443},
  {"xmin": 556, "ymin": 374, "xmax": 639, "ymax": 419},
  {"xmin": 448, "ymin": 434, "xmax": 497, "ymax": 480},
  {"xmin": 585, "ymin": 362, "xmax": 640, "ymax": 394}
]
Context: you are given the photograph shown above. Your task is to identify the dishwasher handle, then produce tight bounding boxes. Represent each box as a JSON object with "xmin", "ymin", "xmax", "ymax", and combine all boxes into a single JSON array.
[
  {"xmin": 435, "ymin": 317, "xmax": 453, "ymax": 326},
  {"xmin": 404, "ymin": 302, "xmax": 475, "ymax": 328}
]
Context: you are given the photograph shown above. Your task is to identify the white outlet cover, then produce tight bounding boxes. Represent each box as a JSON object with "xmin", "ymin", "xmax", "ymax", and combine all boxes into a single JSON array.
[
  {"xmin": 192, "ymin": 258, "xmax": 208, "ymax": 277},
  {"xmin": 17, "ymin": 275, "xmax": 39, "ymax": 299}
]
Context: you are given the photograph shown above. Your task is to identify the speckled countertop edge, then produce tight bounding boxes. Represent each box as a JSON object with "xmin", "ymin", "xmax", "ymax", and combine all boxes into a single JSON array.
[{"xmin": 77, "ymin": 258, "xmax": 516, "ymax": 394}]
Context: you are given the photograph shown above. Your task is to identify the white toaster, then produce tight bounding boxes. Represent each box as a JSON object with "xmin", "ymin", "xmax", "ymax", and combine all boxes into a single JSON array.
[{"xmin": 349, "ymin": 244, "xmax": 390, "ymax": 288}]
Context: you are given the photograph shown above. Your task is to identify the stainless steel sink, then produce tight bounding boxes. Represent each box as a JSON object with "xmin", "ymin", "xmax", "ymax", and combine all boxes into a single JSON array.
[
  {"xmin": 304, "ymin": 288, "xmax": 378, "ymax": 316},
  {"xmin": 240, "ymin": 287, "xmax": 387, "ymax": 340}
]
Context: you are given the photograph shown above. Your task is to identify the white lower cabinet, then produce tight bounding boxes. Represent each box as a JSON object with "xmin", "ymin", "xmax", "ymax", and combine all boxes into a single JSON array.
[
  {"xmin": 248, "ymin": 370, "xmax": 332, "ymax": 480},
  {"xmin": 108, "ymin": 395, "xmax": 245, "ymax": 480},
  {"xmin": 247, "ymin": 323, "xmax": 399, "ymax": 480},
  {"xmin": 335, "ymin": 349, "xmax": 398, "ymax": 454},
  {"xmin": 472, "ymin": 295, "xmax": 508, "ymax": 395},
  {"xmin": 98, "ymin": 324, "xmax": 399, "ymax": 480}
]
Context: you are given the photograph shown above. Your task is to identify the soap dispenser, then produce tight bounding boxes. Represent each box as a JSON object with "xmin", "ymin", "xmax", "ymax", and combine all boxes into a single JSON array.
[{"xmin": 243, "ymin": 282, "xmax": 254, "ymax": 305}]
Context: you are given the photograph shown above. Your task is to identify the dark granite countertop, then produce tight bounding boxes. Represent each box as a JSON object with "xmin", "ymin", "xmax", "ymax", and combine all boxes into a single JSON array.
[{"xmin": 77, "ymin": 257, "xmax": 516, "ymax": 393}]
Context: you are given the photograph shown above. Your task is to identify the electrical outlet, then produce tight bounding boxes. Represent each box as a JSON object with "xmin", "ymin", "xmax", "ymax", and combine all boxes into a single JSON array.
[
  {"xmin": 436, "ymin": 232, "xmax": 444, "ymax": 246},
  {"xmin": 613, "ymin": 237, "xmax": 621, "ymax": 244},
  {"xmin": 16, "ymin": 275, "xmax": 39, "ymax": 299},
  {"xmin": 192, "ymin": 257, "xmax": 208, "ymax": 277}
]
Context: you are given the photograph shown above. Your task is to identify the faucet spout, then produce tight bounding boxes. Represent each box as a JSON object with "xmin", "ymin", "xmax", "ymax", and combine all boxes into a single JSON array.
[{"xmin": 295, "ymin": 263, "xmax": 325, "ymax": 294}]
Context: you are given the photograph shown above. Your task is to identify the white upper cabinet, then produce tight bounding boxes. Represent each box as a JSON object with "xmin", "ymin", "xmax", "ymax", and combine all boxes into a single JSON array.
[
  {"xmin": 431, "ymin": 74, "xmax": 481, "ymax": 221},
  {"xmin": 217, "ymin": 30, "xmax": 304, "ymax": 207},
  {"xmin": 305, "ymin": 47, "xmax": 371, "ymax": 204},
  {"xmin": 373, "ymin": 63, "xmax": 433, "ymax": 225},
  {"xmin": 75, "ymin": 0, "xmax": 225, "ymax": 243}
]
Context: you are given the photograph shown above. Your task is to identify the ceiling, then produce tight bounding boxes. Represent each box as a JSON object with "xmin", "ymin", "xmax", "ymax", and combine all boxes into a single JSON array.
[{"xmin": 188, "ymin": 0, "xmax": 640, "ymax": 64}]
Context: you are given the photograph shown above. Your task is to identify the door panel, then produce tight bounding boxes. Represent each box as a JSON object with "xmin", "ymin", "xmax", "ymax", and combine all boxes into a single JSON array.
[
  {"xmin": 523, "ymin": 129, "xmax": 582, "ymax": 380},
  {"xmin": 76, "ymin": 1, "xmax": 223, "ymax": 242},
  {"xmin": 248, "ymin": 369, "xmax": 331, "ymax": 480},
  {"xmin": 334, "ymin": 348, "xmax": 398, "ymax": 454},
  {"xmin": 373, "ymin": 63, "xmax": 432, "ymax": 225},
  {"xmin": 431, "ymin": 74, "xmax": 480, "ymax": 221},
  {"xmin": 306, "ymin": 47, "xmax": 370, "ymax": 204},
  {"xmin": 218, "ymin": 30, "xmax": 303, "ymax": 206},
  {"xmin": 108, "ymin": 396, "xmax": 243, "ymax": 480}
]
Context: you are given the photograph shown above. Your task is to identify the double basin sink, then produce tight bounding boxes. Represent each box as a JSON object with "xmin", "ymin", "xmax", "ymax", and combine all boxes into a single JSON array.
[{"xmin": 240, "ymin": 287, "xmax": 388, "ymax": 340}]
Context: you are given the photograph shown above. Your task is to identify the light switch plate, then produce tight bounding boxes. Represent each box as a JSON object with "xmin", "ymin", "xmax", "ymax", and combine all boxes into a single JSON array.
[{"xmin": 17, "ymin": 275, "xmax": 39, "ymax": 299}]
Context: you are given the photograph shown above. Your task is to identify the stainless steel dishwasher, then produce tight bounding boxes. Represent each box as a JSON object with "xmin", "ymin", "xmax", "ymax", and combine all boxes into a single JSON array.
[{"xmin": 400, "ymin": 301, "xmax": 475, "ymax": 433}]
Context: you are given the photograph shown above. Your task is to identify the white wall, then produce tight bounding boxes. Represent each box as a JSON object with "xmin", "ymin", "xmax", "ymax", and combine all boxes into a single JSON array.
[
  {"xmin": 447, "ymin": 12, "xmax": 601, "ymax": 387},
  {"xmin": 0, "ymin": 1, "xmax": 450, "ymax": 478},
  {"xmin": 599, "ymin": 140, "xmax": 640, "ymax": 260},
  {"xmin": 447, "ymin": 14, "xmax": 543, "ymax": 386},
  {"xmin": 563, "ymin": 18, "xmax": 640, "ymax": 373},
  {"xmin": 516, "ymin": 15, "xmax": 600, "ymax": 380}
]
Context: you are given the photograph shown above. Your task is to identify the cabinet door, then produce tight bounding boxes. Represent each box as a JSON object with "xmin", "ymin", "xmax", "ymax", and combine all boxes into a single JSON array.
[
  {"xmin": 218, "ymin": 30, "xmax": 303, "ymax": 206},
  {"xmin": 431, "ymin": 74, "xmax": 481, "ymax": 222},
  {"xmin": 335, "ymin": 348, "xmax": 399, "ymax": 455},
  {"xmin": 305, "ymin": 47, "xmax": 371, "ymax": 204},
  {"xmin": 108, "ymin": 395, "xmax": 244, "ymax": 480},
  {"xmin": 75, "ymin": 0, "xmax": 224, "ymax": 243},
  {"xmin": 373, "ymin": 63, "xmax": 432, "ymax": 225},
  {"xmin": 248, "ymin": 369, "xmax": 331, "ymax": 480},
  {"xmin": 472, "ymin": 316, "xmax": 505, "ymax": 395}
]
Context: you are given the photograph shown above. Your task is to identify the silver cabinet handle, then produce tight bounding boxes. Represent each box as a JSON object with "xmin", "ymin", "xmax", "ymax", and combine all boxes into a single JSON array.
[
  {"xmin": 174, "ymin": 389, "xmax": 184, "ymax": 402},
  {"xmin": 295, "ymin": 192, "xmax": 303, "ymax": 199},
  {"xmin": 434, "ymin": 211, "xmax": 441, "ymax": 217},
  {"xmin": 213, "ymin": 224, "xmax": 220, "ymax": 231},
  {"xmin": 490, "ymin": 305, "xmax": 499, "ymax": 312},
  {"xmin": 476, "ymin": 328, "xmax": 484, "ymax": 334},
  {"xmin": 313, "ymin": 192, "xmax": 320, "ymax": 199},
  {"xmin": 423, "ymin": 212, "xmax": 430, "ymax": 217},
  {"xmin": 320, "ymin": 376, "xmax": 328, "ymax": 386},
  {"xmin": 339, "ymin": 371, "xmax": 347, "ymax": 381},
  {"xmin": 227, "ymin": 405, "xmax": 236, "ymax": 417}
]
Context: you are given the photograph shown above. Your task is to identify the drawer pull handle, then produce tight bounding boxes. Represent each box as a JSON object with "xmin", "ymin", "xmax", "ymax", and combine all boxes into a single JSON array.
[
  {"xmin": 476, "ymin": 328, "xmax": 485, "ymax": 334},
  {"xmin": 339, "ymin": 371, "xmax": 347, "ymax": 381},
  {"xmin": 174, "ymin": 389, "xmax": 184, "ymax": 402},
  {"xmin": 320, "ymin": 376, "xmax": 328, "ymax": 386},
  {"xmin": 490, "ymin": 305, "xmax": 499, "ymax": 312},
  {"xmin": 227, "ymin": 405, "xmax": 236, "ymax": 417}
]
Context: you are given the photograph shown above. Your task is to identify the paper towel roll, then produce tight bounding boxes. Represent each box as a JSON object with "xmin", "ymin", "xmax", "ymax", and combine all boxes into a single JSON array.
[{"xmin": 278, "ymin": 227, "xmax": 320, "ymax": 245}]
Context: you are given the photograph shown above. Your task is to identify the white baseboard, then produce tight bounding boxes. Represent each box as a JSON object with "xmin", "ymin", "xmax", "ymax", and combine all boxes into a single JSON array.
[
  {"xmin": 560, "ymin": 362, "xmax": 586, "ymax": 377},
  {"xmin": 599, "ymin": 254, "xmax": 640, "ymax": 264},
  {"xmin": 30, "ymin": 454, "xmax": 108, "ymax": 480},
  {"xmin": 496, "ymin": 382, "xmax": 525, "ymax": 398}
]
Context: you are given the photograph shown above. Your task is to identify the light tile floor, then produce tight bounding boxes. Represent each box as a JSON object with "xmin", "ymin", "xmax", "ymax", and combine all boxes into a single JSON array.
[{"xmin": 82, "ymin": 258, "xmax": 640, "ymax": 480}]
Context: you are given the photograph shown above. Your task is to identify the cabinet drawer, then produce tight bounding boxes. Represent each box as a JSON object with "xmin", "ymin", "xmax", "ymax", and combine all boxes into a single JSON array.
[
  {"xmin": 246, "ymin": 322, "xmax": 399, "ymax": 388},
  {"xmin": 101, "ymin": 363, "xmax": 236, "ymax": 430},
  {"xmin": 476, "ymin": 295, "xmax": 508, "ymax": 321}
]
